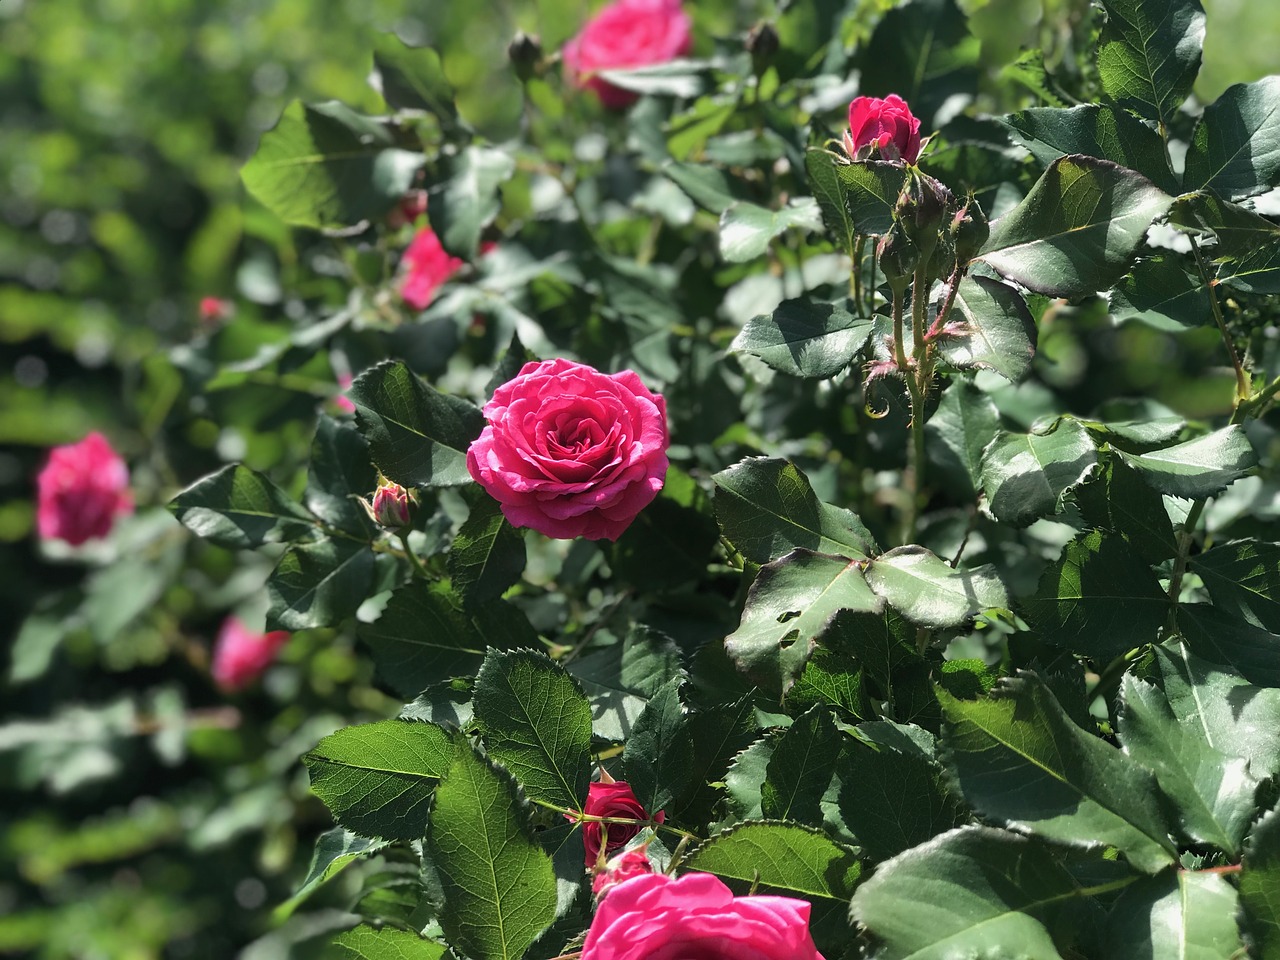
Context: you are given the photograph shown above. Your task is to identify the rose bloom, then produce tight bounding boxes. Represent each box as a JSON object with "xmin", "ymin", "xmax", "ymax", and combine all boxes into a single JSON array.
[
  {"xmin": 592, "ymin": 846, "xmax": 654, "ymax": 898},
  {"xmin": 399, "ymin": 227, "xmax": 464, "ymax": 311},
  {"xmin": 575, "ymin": 778, "xmax": 665, "ymax": 868},
  {"xmin": 198, "ymin": 296, "xmax": 233, "ymax": 324},
  {"xmin": 466, "ymin": 358, "xmax": 669, "ymax": 541},
  {"xmin": 562, "ymin": 0, "xmax": 692, "ymax": 109},
  {"xmin": 211, "ymin": 617, "xmax": 290, "ymax": 692},
  {"xmin": 36, "ymin": 432, "xmax": 133, "ymax": 546},
  {"xmin": 581, "ymin": 872, "xmax": 826, "ymax": 960},
  {"xmin": 844, "ymin": 94, "xmax": 921, "ymax": 164}
]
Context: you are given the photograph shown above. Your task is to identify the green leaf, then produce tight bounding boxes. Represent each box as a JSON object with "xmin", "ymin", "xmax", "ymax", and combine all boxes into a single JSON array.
[
  {"xmin": 304, "ymin": 719, "xmax": 455, "ymax": 841},
  {"xmin": 731, "ymin": 298, "xmax": 873, "ymax": 379},
  {"xmin": 712, "ymin": 457, "xmax": 876, "ymax": 564},
  {"xmin": 1178, "ymin": 193, "xmax": 1280, "ymax": 294},
  {"xmin": 430, "ymin": 145, "xmax": 515, "ymax": 260},
  {"xmin": 371, "ymin": 36, "xmax": 458, "ymax": 125},
  {"xmin": 724, "ymin": 736, "xmax": 773, "ymax": 821},
  {"xmin": 1191, "ymin": 539, "xmax": 1280, "ymax": 632},
  {"xmin": 1118, "ymin": 675, "xmax": 1257, "ymax": 855},
  {"xmin": 566, "ymin": 626, "xmax": 683, "ymax": 742},
  {"xmin": 939, "ymin": 673, "xmax": 1177, "ymax": 872},
  {"xmin": 805, "ymin": 148, "xmax": 857, "ymax": 256},
  {"xmin": 1097, "ymin": 0, "xmax": 1205, "ymax": 128},
  {"xmin": 595, "ymin": 58, "xmax": 707, "ymax": 98},
  {"xmin": 241, "ymin": 100, "xmax": 421, "ymax": 229},
  {"xmin": 267, "ymin": 537, "xmax": 374, "ymax": 631},
  {"xmin": 864, "ymin": 546, "xmax": 1008, "ymax": 630},
  {"xmin": 760, "ymin": 706, "xmax": 841, "ymax": 822},
  {"xmin": 305, "ymin": 416, "xmax": 377, "ymax": 538},
  {"xmin": 448, "ymin": 496, "xmax": 526, "ymax": 608},
  {"xmin": 1177, "ymin": 603, "xmax": 1280, "ymax": 687},
  {"xmin": 831, "ymin": 610, "xmax": 920, "ymax": 687},
  {"xmin": 1103, "ymin": 871, "xmax": 1241, "ymax": 960},
  {"xmin": 786, "ymin": 647, "xmax": 868, "ymax": 720},
  {"xmin": 357, "ymin": 581, "xmax": 492, "ymax": 699},
  {"xmin": 622, "ymin": 676, "xmax": 693, "ymax": 814},
  {"xmin": 1073, "ymin": 458, "xmax": 1178, "ymax": 565},
  {"xmin": 670, "ymin": 697, "xmax": 758, "ymax": 822},
  {"xmin": 851, "ymin": 826, "xmax": 1090, "ymax": 959},
  {"xmin": 427, "ymin": 740, "xmax": 558, "ymax": 960},
  {"xmin": 1116, "ymin": 425, "xmax": 1256, "ymax": 498},
  {"xmin": 1241, "ymin": 801, "xmax": 1280, "ymax": 959},
  {"xmin": 978, "ymin": 154, "xmax": 1174, "ymax": 298},
  {"xmin": 980, "ymin": 418, "xmax": 1098, "ymax": 527},
  {"xmin": 1021, "ymin": 531, "xmax": 1167, "ymax": 660},
  {"xmin": 1184, "ymin": 76, "xmax": 1280, "ymax": 201},
  {"xmin": 1109, "ymin": 255, "xmax": 1212, "ymax": 331},
  {"xmin": 833, "ymin": 160, "xmax": 909, "ymax": 236},
  {"xmin": 925, "ymin": 381, "xmax": 1001, "ymax": 499},
  {"xmin": 472, "ymin": 650, "xmax": 592, "ymax": 811},
  {"xmin": 661, "ymin": 161, "xmax": 744, "ymax": 215},
  {"xmin": 937, "ymin": 276, "xmax": 1037, "ymax": 382},
  {"xmin": 276, "ymin": 829, "xmax": 390, "ymax": 921},
  {"xmin": 725, "ymin": 549, "xmax": 883, "ymax": 695},
  {"xmin": 350, "ymin": 360, "xmax": 485, "ymax": 489},
  {"xmin": 330, "ymin": 924, "xmax": 447, "ymax": 960},
  {"xmin": 1080, "ymin": 415, "xmax": 1187, "ymax": 451},
  {"xmin": 683, "ymin": 822, "xmax": 860, "ymax": 902},
  {"xmin": 999, "ymin": 105, "xmax": 1178, "ymax": 193},
  {"xmin": 718, "ymin": 198, "xmax": 823, "ymax": 263},
  {"xmin": 169, "ymin": 464, "xmax": 319, "ymax": 549}
]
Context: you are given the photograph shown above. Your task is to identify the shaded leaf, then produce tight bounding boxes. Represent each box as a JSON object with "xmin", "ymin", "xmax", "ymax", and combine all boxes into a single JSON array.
[
  {"xmin": 1190, "ymin": 538, "xmax": 1280, "ymax": 632},
  {"xmin": 732, "ymin": 298, "xmax": 873, "ymax": 379},
  {"xmin": 833, "ymin": 160, "xmax": 908, "ymax": 236},
  {"xmin": 622, "ymin": 676, "xmax": 693, "ymax": 814},
  {"xmin": 981, "ymin": 418, "xmax": 1098, "ymax": 527},
  {"xmin": 1184, "ymin": 76, "xmax": 1280, "ymax": 201},
  {"xmin": 1097, "ymin": 0, "xmax": 1205, "ymax": 128},
  {"xmin": 371, "ymin": 36, "xmax": 458, "ymax": 125},
  {"xmin": 448, "ymin": 496, "xmax": 526, "ymax": 608},
  {"xmin": 937, "ymin": 275, "xmax": 1037, "ymax": 382},
  {"xmin": 1177, "ymin": 602, "xmax": 1280, "ymax": 687},
  {"xmin": 805, "ymin": 147, "xmax": 857, "ymax": 256},
  {"xmin": 761, "ymin": 706, "xmax": 841, "ymax": 822},
  {"xmin": 1116, "ymin": 425, "xmax": 1256, "ymax": 498},
  {"xmin": 925, "ymin": 380, "xmax": 1001, "ymax": 499},
  {"xmin": 169, "ymin": 464, "xmax": 319, "ymax": 549},
  {"xmin": 1109, "ymin": 255, "xmax": 1211, "ymax": 331},
  {"xmin": 267, "ymin": 537, "xmax": 374, "ymax": 631},
  {"xmin": 865, "ymin": 545, "xmax": 1008, "ymax": 630},
  {"xmin": 1103, "ymin": 872, "xmax": 1241, "ymax": 960},
  {"xmin": 719, "ymin": 198, "xmax": 823, "ymax": 263},
  {"xmin": 430, "ymin": 145, "xmax": 515, "ymax": 260}
]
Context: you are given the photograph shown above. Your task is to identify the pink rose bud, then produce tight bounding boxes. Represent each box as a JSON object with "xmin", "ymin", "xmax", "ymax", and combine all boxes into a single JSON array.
[
  {"xmin": 580, "ymin": 872, "xmax": 826, "ymax": 960},
  {"xmin": 561, "ymin": 0, "xmax": 693, "ymax": 110},
  {"xmin": 591, "ymin": 846, "xmax": 653, "ymax": 898},
  {"xmin": 365, "ymin": 480, "xmax": 413, "ymax": 530},
  {"xmin": 400, "ymin": 227, "xmax": 464, "ymax": 311},
  {"xmin": 333, "ymin": 372, "xmax": 356, "ymax": 414},
  {"xmin": 198, "ymin": 297, "xmax": 233, "ymax": 324},
  {"xmin": 211, "ymin": 617, "xmax": 290, "ymax": 692},
  {"xmin": 386, "ymin": 190, "xmax": 429, "ymax": 230},
  {"xmin": 36, "ymin": 432, "xmax": 134, "ymax": 546},
  {"xmin": 843, "ymin": 94, "xmax": 922, "ymax": 164},
  {"xmin": 569, "ymin": 775, "xmax": 666, "ymax": 869},
  {"xmin": 466, "ymin": 358, "xmax": 669, "ymax": 541}
]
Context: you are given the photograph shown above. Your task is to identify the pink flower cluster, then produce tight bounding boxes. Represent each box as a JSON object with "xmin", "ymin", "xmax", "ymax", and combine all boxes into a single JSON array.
[
  {"xmin": 36, "ymin": 433, "xmax": 133, "ymax": 546},
  {"xmin": 562, "ymin": 0, "xmax": 692, "ymax": 109}
]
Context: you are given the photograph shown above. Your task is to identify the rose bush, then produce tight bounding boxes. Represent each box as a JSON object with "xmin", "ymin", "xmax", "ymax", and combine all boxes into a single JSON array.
[
  {"xmin": 211, "ymin": 617, "xmax": 291, "ymax": 692},
  {"xmin": 843, "ymin": 93, "xmax": 921, "ymax": 163},
  {"xmin": 36, "ymin": 432, "xmax": 133, "ymax": 546},
  {"xmin": 575, "ymin": 777, "xmax": 665, "ymax": 867},
  {"xmin": 580, "ymin": 872, "xmax": 825, "ymax": 960},
  {"xmin": 561, "ymin": 0, "xmax": 692, "ymax": 109},
  {"xmin": 465, "ymin": 357, "xmax": 669, "ymax": 540},
  {"xmin": 399, "ymin": 226, "xmax": 464, "ymax": 310}
]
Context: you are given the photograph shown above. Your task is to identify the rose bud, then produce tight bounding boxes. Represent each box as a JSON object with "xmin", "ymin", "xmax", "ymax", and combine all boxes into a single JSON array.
[
  {"xmin": 950, "ymin": 198, "xmax": 990, "ymax": 269},
  {"xmin": 386, "ymin": 190, "xmax": 429, "ymax": 230},
  {"xmin": 198, "ymin": 297, "xmax": 233, "ymax": 325},
  {"xmin": 36, "ymin": 432, "xmax": 134, "ymax": 546},
  {"xmin": 896, "ymin": 170, "xmax": 954, "ymax": 243},
  {"xmin": 561, "ymin": 0, "xmax": 692, "ymax": 110},
  {"xmin": 876, "ymin": 223, "xmax": 918, "ymax": 291},
  {"xmin": 568, "ymin": 772, "xmax": 665, "ymax": 868},
  {"xmin": 843, "ymin": 94, "xmax": 921, "ymax": 164},
  {"xmin": 508, "ymin": 31, "xmax": 543, "ymax": 83},
  {"xmin": 745, "ymin": 21, "xmax": 780, "ymax": 73},
  {"xmin": 211, "ymin": 616, "xmax": 290, "ymax": 692},
  {"xmin": 591, "ymin": 846, "xmax": 654, "ymax": 899},
  {"xmin": 363, "ymin": 480, "xmax": 413, "ymax": 530}
]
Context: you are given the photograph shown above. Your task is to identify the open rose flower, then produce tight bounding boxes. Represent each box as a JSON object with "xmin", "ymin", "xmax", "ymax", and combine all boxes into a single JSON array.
[
  {"xmin": 572, "ymin": 776, "xmax": 665, "ymax": 868},
  {"xmin": 399, "ymin": 227, "xmax": 464, "ymax": 311},
  {"xmin": 562, "ymin": 0, "xmax": 692, "ymax": 109},
  {"xmin": 844, "ymin": 94, "xmax": 921, "ymax": 164},
  {"xmin": 581, "ymin": 872, "xmax": 826, "ymax": 960},
  {"xmin": 211, "ymin": 617, "xmax": 290, "ymax": 692},
  {"xmin": 36, "ymin": 432, "xmax": 133, "ymax": 546},
  {"xmin": 466, "ymin": 358, "xmax": 669, "ymax": 541}
]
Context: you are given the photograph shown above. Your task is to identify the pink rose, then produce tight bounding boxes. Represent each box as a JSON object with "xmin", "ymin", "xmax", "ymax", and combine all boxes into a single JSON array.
[
  {"xmin": 592, "ymin": 846, "xmax": 654, "ymax": 898},
  {"xmin": 36, "ymin": 432, "xmax": 133, "ymax": 546},
  {"xmin": 211, "ymin": 617, "xmax": 290, "ymax": 692},
  {"xmin": 572, "ymin": 778, "xmax": 665, "ymax": 868},
  {"xmin": 198, "ymin": 297, "xmax": 233, "ymax": 324},
  {"xmin": 365, "ymin": 480, "xmax": 413, "ymax": 530},
  {"xmin": 333, "ymin": 372, "xmax": 356, "ymax": 414},
  {"xmin": 465, "ymin": 358, "xmax": 669, "ymax": 541},
  {"xmin": 562, "ymin": 0, "xmax": 693, "ymax": 110},
  {"xmin": 399, "ymin": 227, "xmax": 464, "ymax": 311},
  {"xmin": 844, "ymin": 94, "xmax": 922, "ymax": 164},
  {"xmin": 581, "ymin": 872, "xmax": 826, "ymax": 960}
]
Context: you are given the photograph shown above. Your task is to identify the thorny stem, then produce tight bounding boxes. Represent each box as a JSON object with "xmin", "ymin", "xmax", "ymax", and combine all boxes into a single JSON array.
[
  {"xmin": 927, "ymin": 265, "xmax": 965, "ymax": 340},
  {"xmin": 534, "ymin": 799, "xmax": 700, "ymax": 841},
  {"xmin": 1191, "ymin": 235, "xmax": 1250, "ymax": 405},
  {"xmin": 1092, "ymin": 646, "xmax": 1144, "ymax": 708},
  {"xmin": 851, "ymin": 234, "xmax": 865, "ymax": 309}
]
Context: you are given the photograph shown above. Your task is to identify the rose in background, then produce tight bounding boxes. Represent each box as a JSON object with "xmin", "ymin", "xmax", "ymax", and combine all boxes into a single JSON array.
[
  {"xmin": 211, "ymin": 617, "xmax": 291, "ymax": 692},
  {"xmin": 36, "ymin": 432, "xmax": 134, "ymax": 547},
  {"xmin": 844, "ymin": 94, "xmax": 921, "ymax": 164},
  {"xmin": 574, "ymin": 775, "xmax": 665, "ymax": 867},
  {"xmin": 400, "ymin": 227, "xmax": 464, "ymax": 310},
  {"xmin": 562, "ymin": 0, "xmax": 692, "ymax": 109},
  {"xmin": 580, "ymin": 872, "xmax": 825, "ymax": 960},
  {"xmin": 467, "ymin": 357, "xmax": 669, "ymax": 541},
  {"xmin": 591, "ymin": 846, "xmax": 653, "ymax": 898}
]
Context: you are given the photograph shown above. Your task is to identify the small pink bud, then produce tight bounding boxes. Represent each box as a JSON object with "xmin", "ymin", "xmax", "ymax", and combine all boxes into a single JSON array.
[
  {"xmin": 591, "ymin": 846, "xmax": 653, "ymax": 898},
  {"xmin": 212, "ymin": 617, "xmax": 290, "ymax": 692},
  {"xmin": 198, "ymin": 297, "xmax": 233, "ymax": 324},
  {"xmin": 367, "ymin": 481, "xmax": 413, "ymax": 530}
]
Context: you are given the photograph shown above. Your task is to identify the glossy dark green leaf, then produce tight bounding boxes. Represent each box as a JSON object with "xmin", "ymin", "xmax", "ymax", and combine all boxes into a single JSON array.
[
  {"xmin": 805, "ymin": 147, "xmax": 857, "ymax": 256},
  {"xmin": 1191, "ymin": 539, "xmax": 1280, "ymax": 632},
  {"xmin": 732, "ymin": 298, "xmax": 873, "ymax": 379},
  {"xmin": 277, "ymin": 828, "xmax": 390, "ymax": 919},
  {"xmin": 1109, "ymin": 255, "xmax": 1211, "ymax": 331},
  {"xmin": 978, "ymin": 155, "xmax": 1174, "ymax": 298},
  {"xmin": 865, "ymin": 546, "xmax": 1008, "ymax": 630},
  {"xmin": 1117, "ymin": 425, "xmax": 1256, "ymax": 498},
  {"xmin": 267, "ymin": 537, "xmax": 374, "ymax": 631},
  {"xmin": 682, "ymin": 822, "xmax": 860, "ymax": 902},
  {"xmin": 1073, "ymin": 458, "xmax": 1178, "ymax": 565},
  {"xmin": 427, "ymin": 740, "xmax": 558, "ymax": 960},
  {"xmin": 241, "ymin": 100, "xmax": 420, "ymax": 229},
  {"xmin": 622, "ymin": 676, "xmax": 693, "ymax": 814},
  {"xmin": 1241, "ymin": 801, "xmax": 1280, "ymax": 959},
  {"xmin": 1176, "ymin": 193, "xmax": 1280, "ymax": 294},
  {"xmin": 1184, "ymin": 77, "xmax": 1280, "ymax": 201},
  {"xmin": 304, "ymin": 719, "xmax": 455, "ymax": 841},
  {"xmin": 448, "ymin": 496, "xmax": 526, "ymax": 608},
  {"xmin": 1177, "ymin": 603, "xmax": 1280, "ymax": 687},
  {"xmin": 718, "ymin": 198, "xmax": 823, "ymax": 263},
  {"xmin": 724, "ymin": 549, "xmax": 882, "ymax": 695},
  {"xmin": 723, "ymin": 736, "xmax": 773, "ymax": 821},
  {"xmin": 785, "ymin": 647, "xmax": 868, "ymax": 720},
  {"xmin": 712, "ymin": 457, "xmax": 876, "ymax": 563},
  {"xmin": 1102, "ymin": 872, "xmax": 1241, "ymax": 960},
  {"xmin": 349, "ymin": 360, "xmax": 485, "ymax": 489},
  {"xmin": 566, "ymin": 626, "xmax": 682, "ymax": 742},
  {"xmin": 1022, "ymin": 531, "xmax": 1167, "ymax": 660},
  {"xmin": 925, "ymin": 381, "xmax": 1001, "ymax": 499},
  {"xmin": 939, "ymin": 673, "xmax": 1177, "ymax": 871},
  {"xmin": 760, "ymin": 706, "xmax": 841, "ymax": 822},
  {"xmin": 981, "ymin": 418, "xmax": 1098, "ymax": 527},
  {"xmin": 1097, "ymin": 0, "xmax": 1205, "ymax": 127},
  {"xmin": 331, "ymin": 924, "xmax": 447, "ymax": 960},
  {"xmin": 305, "ymin": 415, "xmax": 377, "ymax": 538},
  {"xmin": 937, "ymin": 275, "xmax": 1037, "ymax": 382},
  {"xmin": 473, "ymin": 650, "xmax": 592, "ymax": 811},
  {"xmin": 430, "ymin": 145, "xmax": 515, "ymax": 261},
  {"xmin": 371, "ymin": 35, "xmax": 457, "ymax": 125},
  {"xmin": 833, "ymin": 160, "xmax": 908, "ymax": 236},
  {"xmin": 169, "ymin": 464, "xmax": 319, "ymax": 549}
]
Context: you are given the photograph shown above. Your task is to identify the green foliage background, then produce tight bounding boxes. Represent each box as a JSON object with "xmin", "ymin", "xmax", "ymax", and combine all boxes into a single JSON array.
[{"xmin": 2, "ymin": 0, "xmax": 1279, "ymax": 958}]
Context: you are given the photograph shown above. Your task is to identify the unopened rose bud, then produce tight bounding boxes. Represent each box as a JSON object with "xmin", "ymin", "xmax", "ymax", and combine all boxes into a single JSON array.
[
  {"xmin": 895, "ymin": 171, "xmax": 953, "ymax": 243},
  {"xmin": 950, "ymin": 199, "xmax": 989, "ymax": 268},
  {"xmin": 745, "ymin": 21, "xmax": 779, "ymax": 73},
  {"xmin": 877, "ymin": 224, "xmax": 917, "ymax": 291},
  {"xmin": 591, "ymin": 846, "xmax": 653, "ymax": 899},
  {"xmin": 364, "ymin": 480, "xmax": 413, "ymax": 530},
  {"xmin": 508, "ymin": 31, "xmax": 543, "ymax": 83}
]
